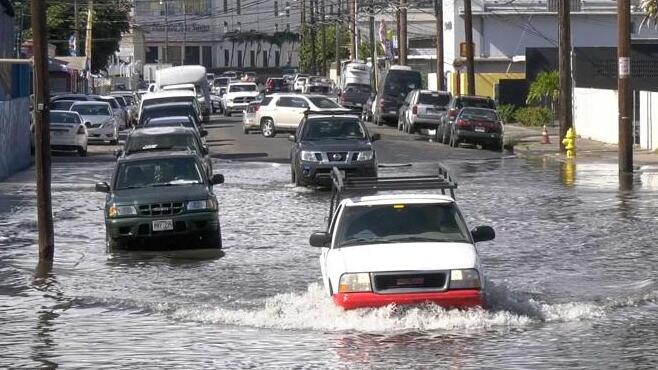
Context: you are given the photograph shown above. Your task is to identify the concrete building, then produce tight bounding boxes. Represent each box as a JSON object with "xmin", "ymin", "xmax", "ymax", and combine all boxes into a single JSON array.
[
  {"xmin": 133, "ymin": 0, "xmax": 303, "ymax": 70},
  {"xmin": 358, "ymin": 0, "xmax": 658, "ymax": 98}
]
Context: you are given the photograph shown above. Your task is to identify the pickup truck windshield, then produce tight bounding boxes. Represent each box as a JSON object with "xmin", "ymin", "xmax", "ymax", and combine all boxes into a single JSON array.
[
  {"xmin": 335, "ymin": 203, "xmax": 471, "ymax": 247},
  {"xmin": 302, "ymin": 119, "xmax": 365, "ymax": 140},
  {"xmin": 115, "ymin": 157, "xmax": 203, "ymax": 190},
  {"xmin": 229, "ymin": 84, "xmax": 257, "ymax": 92}
]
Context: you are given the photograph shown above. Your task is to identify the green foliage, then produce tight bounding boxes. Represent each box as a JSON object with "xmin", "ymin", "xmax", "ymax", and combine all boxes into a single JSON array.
[
  {"xmin": 497, "ymin": 104, "xmax": 516, "ymax": 123},
  {"xmin": 357, "ymin": 41, "xmax": 384, "ymax": 61},
  {"xmin": 299, "ymin": 24, "xmax": 350, "ymax": 73},
  {"xmin": 526, "ymin": 71, "xmax": 559, "ymax": 106},
  {"xmin": 514, "ymin": 107, "xmax": 553, "ymax": 127},
  {"xmin": 15, "ymin": 0, "xmax": 132, "ymax": 72}
]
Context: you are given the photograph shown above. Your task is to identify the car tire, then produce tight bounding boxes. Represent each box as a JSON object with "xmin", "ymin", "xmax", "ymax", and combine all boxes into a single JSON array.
[
  {"xmin": 205, "ymin": 229, "xmax": 222, "ymax": 249},
  {"xmin": 243, "ymin": 127, "xmax": 249, "ymax": 134},
  {"xmin": 261, "ymin": 118, "xmax": 276, "ymax": 138},
  {"xmin": 78, "ymin": 146, "xmax": 87, "ymax": 157},
  {"xmin": 450, "ymin": 130, "xmax": 459, "ymax": 148},
  {"xmin": 492, "ymin": 139, "xmax": 503, "ymax": 152},
  {"xmin": 110, "ymin": 139, "xmax": 118, "ymax": 145},
  {"xmin": 106, "ymin": 232, "xmax": 122, "ymax": 250}
]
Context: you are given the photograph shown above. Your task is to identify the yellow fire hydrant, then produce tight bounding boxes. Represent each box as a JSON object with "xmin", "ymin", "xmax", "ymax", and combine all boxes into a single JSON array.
[{"xmin": 562, "ymin": 128, "xmax": 576, "ymax": 158}]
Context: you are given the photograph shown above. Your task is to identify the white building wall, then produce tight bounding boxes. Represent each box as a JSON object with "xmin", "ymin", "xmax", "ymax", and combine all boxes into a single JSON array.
[
  {"xmin": 573, "ymin": 87, "xmax": 618, "ymax": 144},
  {"xmin": 639, "ymin": 91, "xmax": 658, "ymax": 151}
]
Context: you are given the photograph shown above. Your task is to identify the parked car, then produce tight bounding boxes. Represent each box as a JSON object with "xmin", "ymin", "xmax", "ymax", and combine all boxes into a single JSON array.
[
  {"xmin": 436, "ymin": 95, "xmax": 497, "ymax": 144},
  {"xmin": 242, "ymin": 95, "xmax": 272, "ymax": 134},
  {"xmin": 40, "ymin": 110, "xmax": 88, "ymax": 156},
  {"xmin": 137, "ymin": 90, "xmax": 202, "ymax": 124},
  {"xmin": 50, "ymin": 99, "xmax": 76, "ymax": 111},
  {"xmin": 447, "ymin": 107, "xmax": 503, "ymax": 151},
  {"xmin": 340, "ymin": 83, "xmax": 372, "ymax": 111},
  {"xmin": 373, "ymin": 65, "xmax": 422, "ymax": 126},
  {"xmin": 398, "ymin": 90, "xmax": 451, "ymax": 134},
  {"xmin": 120, "ymin": 126, "xmax": 212, "ymax": 176},
  {"xmin": 140, "ymin": 116, "xmax": 206, "ymax": 142},
  {"xmin": 309, "ymin": 166, "xmax": 495, "ymax": 310},
  {"xmin": 222, "ymin": 82, "xmax": 259, "ymax": 116},
  {"xmin": 138, "ymin": 102, "xmax": 202, "ymax": 126},
  {"xmin": 109, "ymin": 91, "xmax": 136, "ymax": 126},
  {"xmin": 265, "ymin": 77, "xmax": 289, "ymax": 93},
  {"xmin": 289, "ymin": 112, "xmax": 379, "ymax": 186},
  {"xmin": 256, "ymin": 93, "xmax": 349, "ymax": 138},
  {"xmin": 96, "ymin": 151, "xmax": 225, "ymax": 249},
  {"xmin": 70, "ymin": 101, "xmax": 118, "ymax": 144},
  {"xmin": 293, "ymin": 75, "xmax": 309, "ymax": 93}
]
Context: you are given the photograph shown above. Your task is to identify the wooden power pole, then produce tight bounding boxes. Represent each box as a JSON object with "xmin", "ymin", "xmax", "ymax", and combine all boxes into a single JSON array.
[
  {"xmin": 558, "ymin": 0, "xmax": 573, "ymax": 152},
  {"xmin": 348, "ymin": 0, "xmax": 356, "ymax": 59},
  {"xmin": 618, "ymin": 0, "xmax": 633, "ymax": 173},
  {"xmin": 335, "ymin": 0, "xmax": 341, "ymax": 81},
  {"xmin": 369, "ymin": 0, "xmax": 376, "ymax": 90},
  {"xmin": 399, "ymin": 0, "xmax": 407, "ymax": 65},
  {"xmin": 310, "ymin": 0, "xmax": 317, "ymax": 74},
  {"xmin": 321, "ymin": 0, "xmax": 327, "ymax": 75},
  {"xmin": 463, "ymin": 0, "xmax": 475, "ymax": 95},
  {"xmin": 434, "ymin": 0, "xmax": 444, "ymax": 90},
  {"xmin": 30, "ymin": 0, "xmax": 55, "ymax": 268}
]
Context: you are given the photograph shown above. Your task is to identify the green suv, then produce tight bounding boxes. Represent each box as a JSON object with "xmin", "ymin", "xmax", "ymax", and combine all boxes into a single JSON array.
[{"xmin": 96, "ymin": 151, "xmax": 224, "ymax": 249}]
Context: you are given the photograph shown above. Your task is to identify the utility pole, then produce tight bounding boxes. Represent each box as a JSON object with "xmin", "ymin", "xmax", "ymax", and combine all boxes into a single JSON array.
[
  {"xmin": 310, "ymin": 0, "xmax": 317, "ymax": 74},
  {"xmin": 558, "ymin": 0, "xmax": 573, "ymax": 152},
  {"xmin": 31, "ymin": 0, "xmax": 55, "ymax": 269},
  {"xmin": 321, "ymin": 0, "xmax": 327, "ymax": 75},
  {"xmin": 335, "ymin": 0, "xmax": 341, "ymax": 81},
  {"xmin": 85, "ymin": 0, "xmax": 94, "ymax": 93},
  {"xmin": 161, "ymin": 0, "xmax": 169, "ymax": 64},
  {"xmin": 464, "ymin": 0, "xmax": 475, "ymax": 95},
  {"xmin": 74, "ymin": 0, "xmax": 79, "ymax": 56},
  {"xmin": 354, "ymin": 0, "xmax": 359, "ymax": 60},
  {"xmin": 618, "ymin": 0, "xmax": 633, "ymax": 173},
  {"xmin": 399, "ymin": 0, "xmax": 407, "ymax": 65},
  {"xmin": 434, "ymin": 0, "xmax": 444, "ymax": 90},
  {"xmin": 369, "ymin": 0, "xmax": 376, "ymax": 90},
  {"xmin": 348, "ymin": 0, "xmax": 356, "ymax": 59},
  {"xmin": 182, "ymin": 1, "xmax": 187, "ymax": 65},
  {"xmin": 396, "ymin": 9, "xmax": 400, "ymax": 62}
]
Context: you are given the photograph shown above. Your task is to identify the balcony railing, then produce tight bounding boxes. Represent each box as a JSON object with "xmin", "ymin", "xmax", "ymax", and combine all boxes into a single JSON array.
[{"xmin": 482, "ymin": 0, "xmax": 640, "ymax": 12}]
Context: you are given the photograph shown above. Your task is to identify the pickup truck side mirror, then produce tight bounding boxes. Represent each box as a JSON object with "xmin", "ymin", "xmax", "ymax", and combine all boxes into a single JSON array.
[
  {"xmin": 309, "ymin": 231, "xmax": 331, "ymax": 247},
  {"xmin": 95, "ymin": 182, "xmax": 110, "ymax": 193},
  {"xmin": 210, "ymin": 174, "xmax": 225, "ymax": 185},
  {"xmin": 113, "ymin": 148, "xmax": 123, "ymax": 157},
  {"xmin": 202, "ymin": 145, "xmax": 209, "ymax": 155},
  {"xmin": 200, "ymin": 129, "xmax": 208, "ymax": 137},
  {"xmin": 371, "ymin": 133, "xmax": 381, "ymax": 142},
  {"xmin": 288, "ymin": 134, "xmax": 296, "ymax": 142},
  {"xmin": 471, "ymin": 226, "xmax": 495, "ymax": 243}
]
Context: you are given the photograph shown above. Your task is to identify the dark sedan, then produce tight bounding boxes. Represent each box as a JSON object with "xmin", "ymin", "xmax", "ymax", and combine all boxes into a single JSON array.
[{"xmin": 448, "ymin": 107, "xmax": 503, "ymax": 151}]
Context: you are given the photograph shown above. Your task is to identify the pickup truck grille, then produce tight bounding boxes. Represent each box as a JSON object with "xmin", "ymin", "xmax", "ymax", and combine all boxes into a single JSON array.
[
  {"xmin": 138, "ymin": 202, "xmax": 185, "ymax": 216},
  {"xmin": 372, "ymin": 271, "xmax": 448, "ymax": 293},
  {"xmin": 233, "ymin": 96, "xmax": 256, "ymax": 104}
]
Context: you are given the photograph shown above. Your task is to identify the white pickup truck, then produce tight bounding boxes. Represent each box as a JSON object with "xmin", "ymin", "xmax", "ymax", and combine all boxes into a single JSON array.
[
  {"xmin": 309, "ymin": 166, "xmax": 495, "ymax": 310},
  {"xmin": 222, "ymin": 82, "xmax": 260, "ymax": 117}
]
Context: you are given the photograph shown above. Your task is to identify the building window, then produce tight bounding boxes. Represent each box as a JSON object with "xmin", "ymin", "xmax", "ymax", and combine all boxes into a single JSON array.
[
  {"xmin": 275, "ymin": 24, "xmax": 279, "ymax": 32},
  {"xmin": 237, "ymin": 0, "xmax": 241, "ymax": 15},
  {"xmin": 275, "ymin": 50, "xmax": 280, "ymax": 67},
  {"xmin": 185, "ymin": 46, "xmax": 200, "ymax": 65},
  {"xmin": 286, "ymin": 23, "xmax": 290, "ymax": 31},
  {"xmin": 286, "ymin": 2, "xmax": 290, "ymax": 17},
  {"xmin": 145, "ymin": 46, "xmax": 158, "ymax": 63},
  {"xmin": 224, "ymin": 0, "xmax": 228, "ymax": 12},
  {"xmin": 238, "ymin": 50, "xmax": 243, "ymax": 68},
  {"xmin": 250, "ymin": 50, "xmax": 256, "ymax": 67},
  {"xmin": 202, "ymin": 46, "xmax": 212, "ymax": 68},
  {"xmin": 224, "ymin": 49, "xmax": 230, "ymax": 67},
  {"xmin": 263, "ymin": 52, "xmax": 268, "ymax": 67},
  {"xmin": 224, "ymin": 22, "xmax": 228, "ymax": 32},
  {"xmin": 237, "ymin": 22, "xmax": 242, "ymax": 32}
]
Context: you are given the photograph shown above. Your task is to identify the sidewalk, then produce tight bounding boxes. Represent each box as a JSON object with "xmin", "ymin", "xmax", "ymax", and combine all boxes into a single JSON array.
[{"xmin": 504, "ymin": 123, "xmax": 658, "ymax": 166}]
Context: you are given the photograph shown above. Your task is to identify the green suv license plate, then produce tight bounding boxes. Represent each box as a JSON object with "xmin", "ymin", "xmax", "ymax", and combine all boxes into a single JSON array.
[{"xmin": 152, "ymin": 219, "xmax": 174, "ymax": 232}]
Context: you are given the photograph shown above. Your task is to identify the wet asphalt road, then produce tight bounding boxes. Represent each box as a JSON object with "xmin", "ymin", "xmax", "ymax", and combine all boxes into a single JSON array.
[{"xmin": 1, "ymin": 114, "xmax": 658, "ymax": 368}]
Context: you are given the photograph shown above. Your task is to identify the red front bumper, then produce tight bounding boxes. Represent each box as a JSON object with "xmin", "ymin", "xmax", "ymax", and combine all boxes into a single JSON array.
[{"xmin": 333, "ymin": 289, "xmax": 484, "ymax": 310}]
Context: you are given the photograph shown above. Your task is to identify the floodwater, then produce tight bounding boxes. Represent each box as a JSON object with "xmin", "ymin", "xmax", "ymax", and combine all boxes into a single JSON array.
[{"xmin": 1, "ymin": 156, "xmax": 658, "ymax": 369}]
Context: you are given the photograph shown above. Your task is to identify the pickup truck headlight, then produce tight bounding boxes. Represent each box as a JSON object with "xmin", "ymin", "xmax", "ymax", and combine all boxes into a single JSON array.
[
  {"xmin": 356, "ymin": 151, "xmax": 374, "ymax": 161},
  {"xmin": 187, "ymin": 198, "xmax": 218, "ymax": 211},
  {"xmin": 449, "ymin": 269, "xmax": 481, "ymax": 289},
  {"xmin": 107, "ymin": 205, "xmax": 137, "ymax": 218},
  {"xmin": 300, "ymin": 151, "xmax": 320, "ymax": 162},
  {"xmin": 338, "ymin": 273, "xmax": 372, "ymax": 293}
]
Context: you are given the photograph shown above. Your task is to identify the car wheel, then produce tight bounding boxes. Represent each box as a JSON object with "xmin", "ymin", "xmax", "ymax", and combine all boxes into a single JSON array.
[
  {"xmin": 110, "ymin": 139, "xmax": 118, "ymax": 145},
  {"xmin": 78, "ymin": 146, "xmax": 87, "ymax": 157},
  {"xmin": 105, "ymin": 232, "xmax": 122, "ymax": 250},
  {"xmin": 243, "ymin": 127, "xmax": 249, "ymax": 134},
  {"xmin": 261, "ymin": 118, "xmax": 276, "ymax": 138},
  {"xmin": 450, "ymin": 129, "xmax": 459, "ymax": 148},
  {"xmin": 205, "ymin": 229, "xmax": 222, "ymax": 249}
]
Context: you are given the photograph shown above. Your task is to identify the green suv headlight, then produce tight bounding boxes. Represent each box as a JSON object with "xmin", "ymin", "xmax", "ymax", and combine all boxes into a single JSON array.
[
  {"xmin": 187, "ymin": 199, "xmax": 217, "ymax": 211},
  {"xmin": 356, "ymin": 151, "xmax": 374, "ymax": 161},
  {"xmin": 300, "ymin": 151, "xmax": 320, "ymax": 162},
  {"xmin": 108, "ymin": 205, "xmax": 137, "ymax": 218},
  {"xmin": 449, "ymin": 269, "xmax": 481, "ymax": 289}
]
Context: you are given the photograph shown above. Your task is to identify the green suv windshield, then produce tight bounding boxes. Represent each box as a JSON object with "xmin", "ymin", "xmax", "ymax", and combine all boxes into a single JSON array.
[
  {"xmin": 115, "ymin": 157, "xmax": 203, "ymax": 190},
  {"xmin": 335, "ymin": 203, "xmax": 471, "ymax": 247},
  {"xmin": 125, "ymin": 134, "xmax": 198, "ymax": 154},
  {"xmin": 302, "ymin": 119, "xmax": 365, "ymax": 140}
]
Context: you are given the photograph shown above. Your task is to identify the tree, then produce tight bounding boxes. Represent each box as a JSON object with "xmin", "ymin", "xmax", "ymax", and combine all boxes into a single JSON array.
[
  {"xmin": 641, "ymin": 0, "xmax": 658, "ymax": 26},
  {"xmin": 526, "ymin": 71, "xmax": 560, "ymax": 113},
  {"xmin": 299, "ymin": 24, "xmax": 349, "ymax": 73},
  {"xmin": 15, "ymin": 0, "xmax": 132, "ymax": 72}
]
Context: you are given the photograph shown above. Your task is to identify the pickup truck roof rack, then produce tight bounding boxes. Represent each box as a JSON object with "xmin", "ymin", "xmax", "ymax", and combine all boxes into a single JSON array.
[{"xmin": 328, "ymin": 164, "xmax": 458, "ymax": 220}]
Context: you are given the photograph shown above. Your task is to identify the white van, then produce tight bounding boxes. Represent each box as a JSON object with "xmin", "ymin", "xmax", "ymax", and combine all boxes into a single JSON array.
[{"xmin": 155, "ymin": 65, "xmax": 211, "ymax": 121}]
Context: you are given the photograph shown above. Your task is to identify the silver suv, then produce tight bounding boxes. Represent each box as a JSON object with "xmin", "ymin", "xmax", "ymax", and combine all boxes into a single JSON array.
[{"xmin": 398, "ymin": 90, "xmax": 451, "ymax": 134}]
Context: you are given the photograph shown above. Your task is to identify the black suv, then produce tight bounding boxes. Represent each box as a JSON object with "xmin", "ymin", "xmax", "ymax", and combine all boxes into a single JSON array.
[
  {"xmin": 436, "ymin": 95, "xmax": 496, "ymax": 144},
  {"xmin": 289, "ymin": 112, "xmax": 380, "ymax": 186},
  {"xmin": 96, "ymin": 151, "xmax": 224, "ymax": 249}
]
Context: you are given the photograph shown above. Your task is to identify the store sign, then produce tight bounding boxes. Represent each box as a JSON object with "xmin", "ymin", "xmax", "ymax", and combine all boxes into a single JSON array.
[{"xmin": 144, "ymin": 23, "xmax": 211, "ymax": 33}]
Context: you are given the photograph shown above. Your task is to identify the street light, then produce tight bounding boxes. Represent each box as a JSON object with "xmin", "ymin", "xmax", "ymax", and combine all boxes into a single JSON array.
[{"xmin": 160, "ymin": 0, "xmax": 169, "ymax": 64}]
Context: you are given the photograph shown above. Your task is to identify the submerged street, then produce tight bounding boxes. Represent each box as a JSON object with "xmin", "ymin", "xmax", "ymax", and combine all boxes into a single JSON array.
[{"xmin": 2, "ymin": 115, "xmax": 658, "ymax": 368}]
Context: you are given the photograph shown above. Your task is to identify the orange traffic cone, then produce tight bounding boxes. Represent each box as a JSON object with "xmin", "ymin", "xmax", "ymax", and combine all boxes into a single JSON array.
[{"xmin": 541, "ymin": 125, "xmax": 550, "ymax": 144}]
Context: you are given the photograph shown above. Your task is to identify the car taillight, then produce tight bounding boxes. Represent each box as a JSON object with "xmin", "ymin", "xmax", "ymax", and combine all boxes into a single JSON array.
[
  {"xmin": 457, "ymin": 119, "xmax": 470, "ymax": 127},
  {"xmin": 448, "ymin": 109, "xmax": 457, "ymax": 119},
  {"xmin": 412, "ymin": 105, "xmax": 418, "ymax": 115}
]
